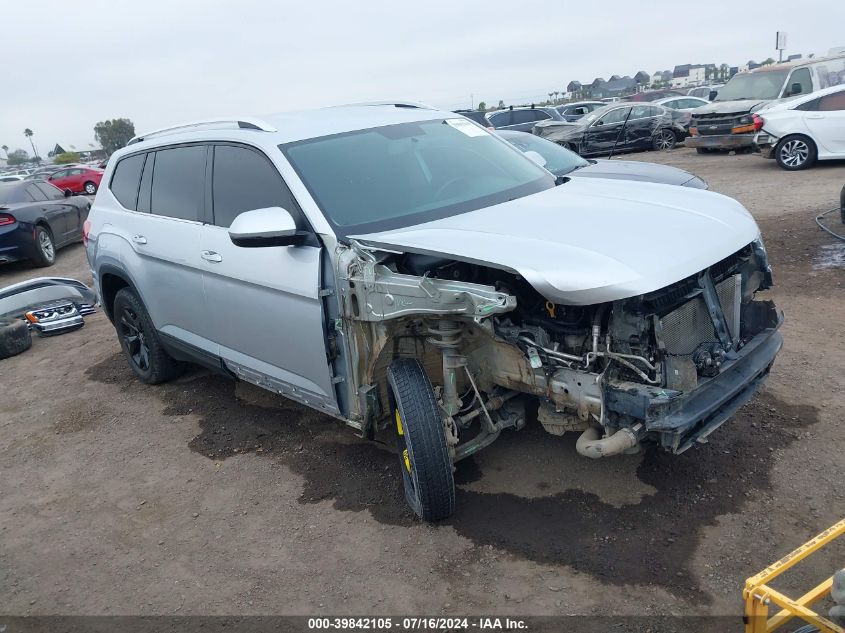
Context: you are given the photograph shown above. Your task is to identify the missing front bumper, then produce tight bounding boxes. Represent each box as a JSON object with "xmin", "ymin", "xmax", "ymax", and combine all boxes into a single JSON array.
[{"xmin": 604, "ymin": 312, "xmax": 784, "ymax": 454}]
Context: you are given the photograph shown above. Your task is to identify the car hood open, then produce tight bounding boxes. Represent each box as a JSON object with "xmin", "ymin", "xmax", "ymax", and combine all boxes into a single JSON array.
[{"xmin": 351, "ymin": 178, "xmax": 760, "ymax": 305}]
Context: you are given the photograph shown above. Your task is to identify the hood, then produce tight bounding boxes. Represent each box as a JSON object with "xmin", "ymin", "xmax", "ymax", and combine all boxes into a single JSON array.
[
  {"xmin": 351, "ymin": 178, "xmax": 759, "ymax": 306},
  {"xmin": 572, "ymin": 159, "xmax": 701, "ymax": 187},
  {"xmin": 693, "ymin": 99, "xmax": 770, "ymax": 115}
]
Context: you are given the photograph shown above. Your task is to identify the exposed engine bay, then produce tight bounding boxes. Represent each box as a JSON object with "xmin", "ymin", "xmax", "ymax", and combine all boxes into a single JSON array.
[{"xmin": 335, "ymin": 237, "xmax": 782, "ymax": 461}]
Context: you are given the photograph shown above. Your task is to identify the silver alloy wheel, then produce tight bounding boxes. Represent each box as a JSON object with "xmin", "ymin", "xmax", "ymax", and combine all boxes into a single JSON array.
[
  {"xmin": 39, "ymin": 230, "xmax": 55, "ymax": 262},
  {"xmin": 656, "ymin": 130, "xmax": 675, "ymax": 150},
  {"xmin": 84, "ymin": 182, "xmax": 97, "ymax": 195},
  {"xmin": 779, "ymin": 139, "xmax": 809, "ymax": 167}
]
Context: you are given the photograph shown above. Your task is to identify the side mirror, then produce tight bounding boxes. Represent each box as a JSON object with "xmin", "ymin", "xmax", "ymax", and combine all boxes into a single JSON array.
[
  {"xmin": 228, "ymin": 207, "xmax": 308, "ymax": 248},
  {"xmin": 708, "ymin": 90, "xmax": 718, "ymax": 101},
  {"xmin": 790, "ymin": 82, "xmax": 802, "ymax": 96},
  {"xmin": 63, "ymin": 188, "xmax": 72, "ymax": 198},
  {"xmin": 523, "ymin": 150, "xmax": 547, "ymax": 168}
]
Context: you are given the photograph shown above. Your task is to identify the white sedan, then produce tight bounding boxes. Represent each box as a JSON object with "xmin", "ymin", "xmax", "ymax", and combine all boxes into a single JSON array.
[
  {"xmin": 754, "ymin": 84, "xmax": 845, "ymax": 170},
  {"xmin": 653, "ymin": 95, "xmax": 710, "ymax": 111}
]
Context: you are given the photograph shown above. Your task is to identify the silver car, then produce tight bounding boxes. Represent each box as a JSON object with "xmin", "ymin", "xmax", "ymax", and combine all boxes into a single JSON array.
[{"xmin": 86, "ymin": 103, "xmax": 783, "ymax": 521}]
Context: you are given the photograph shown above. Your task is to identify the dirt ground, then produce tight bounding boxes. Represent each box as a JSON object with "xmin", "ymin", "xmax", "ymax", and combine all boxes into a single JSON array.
[{"xmin": 1, "ymin": 148, "xmax": 844, "ymax": 621}]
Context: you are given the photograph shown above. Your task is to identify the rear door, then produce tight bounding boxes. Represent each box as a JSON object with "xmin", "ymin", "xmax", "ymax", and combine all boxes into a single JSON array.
[
  {"xmin": 34, "ymin": 182, "xmax": 80, "ymax": 243},
  {"xmin": 199, "ymin": 143, "xmax": 338, "ymax": 413},
  {"xmin": 24, "ymin": 183, "xmax": 68, "ymax": 242},
  {"xmin": 802, "ymin": 90, "xmax": 845, "ymax": 156},
  {"xmin": 107, "ymin": 146, "xmax": 215, "ymax": 355}
]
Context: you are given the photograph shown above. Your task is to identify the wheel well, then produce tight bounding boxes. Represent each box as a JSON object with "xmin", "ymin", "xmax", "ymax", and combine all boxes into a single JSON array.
[
  {"xmin": 35, "ymin": 221, "xmax": 52, "ymax": 237},
  {"xmin": 100, "ymin": 272, "xmax": 130, "ymax": 322}
]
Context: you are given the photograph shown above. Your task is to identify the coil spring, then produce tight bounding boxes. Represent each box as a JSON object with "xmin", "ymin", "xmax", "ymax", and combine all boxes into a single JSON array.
[{"xmin": 425, "ymin": 319, "xmax": 465, "ymax": 349}]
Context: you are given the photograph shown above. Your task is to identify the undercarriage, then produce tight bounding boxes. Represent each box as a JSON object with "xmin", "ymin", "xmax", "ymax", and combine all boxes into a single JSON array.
[{"xmin": 336, "ymin": 237, "xmax": 782, "ymax": 463}]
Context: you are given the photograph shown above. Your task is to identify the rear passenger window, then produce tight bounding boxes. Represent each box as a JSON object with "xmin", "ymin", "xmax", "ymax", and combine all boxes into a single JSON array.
[
  {"xmin": 212, "ymin": 145, "xmax": 300, "ymax": 228},
  {"xmin": 150, "ymin": 146, "xmax": 207, "ymax": 221},
  {"xmin": 137, "ymin": 153, "xmax": 154, "ymax": 213},
  {"xmin": 35, "ymin": 183, "xmax": 64, "ymax": 200},
  {"xmin": 26, "ymin": 184, "xmax": 48, "ymax": 201},
  {"xmin": 818, "ymin": 91, "xmax": 845, "ymax": 111},
  {"xmin": 110, "ymin": 153, "xmax": 146, "ymax": 210},
  {"xmin": 488, "ymin": 111, "xmax": 512, "ymax": 127}
]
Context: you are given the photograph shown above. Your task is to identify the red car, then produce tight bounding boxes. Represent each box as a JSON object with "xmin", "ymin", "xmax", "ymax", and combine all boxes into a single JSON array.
[{"xmin": 47, "ymin": 166, "xmax": 104, "ymax": 195}]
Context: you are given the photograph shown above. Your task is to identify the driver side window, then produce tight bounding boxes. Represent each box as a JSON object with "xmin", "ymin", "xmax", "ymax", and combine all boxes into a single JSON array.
[
  {"xmin": 786, "ymin": 68, "xmax": 812, "ymax": 96},
  {"xmin": 597, "ymin": 108, "xmax": 630, "ymax": 125}
]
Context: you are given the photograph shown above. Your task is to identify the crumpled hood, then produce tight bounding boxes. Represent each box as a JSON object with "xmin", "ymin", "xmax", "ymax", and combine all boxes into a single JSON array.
[
  {"xmin": 693, "ymin": 99, "xmax": 770, "ymax": 116},
  {"xmin": 574, "ymin": 159, "xmax": 700, "ymax": 187},
  {"xmin": 351, "ymin": 178, "xmax": 759, "ymax": 306}
]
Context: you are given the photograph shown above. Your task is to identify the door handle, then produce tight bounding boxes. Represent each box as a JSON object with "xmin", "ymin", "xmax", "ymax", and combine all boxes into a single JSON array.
[
  {"xmin": 805, "ymin": 114, "xmax": 825, "ymax": 119},
  {"xmin": 201, "ymin": 250, "xmax": 223, "ymax": 263},
  {"xmin": 131, "ymin": 235, "xmax": 147, "ymax": 245}
]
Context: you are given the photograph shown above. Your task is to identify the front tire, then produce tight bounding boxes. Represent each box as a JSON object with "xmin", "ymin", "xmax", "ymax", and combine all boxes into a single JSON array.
[
  {"xmin": 31, "ymin": 226, "xmax": 56, "ymax": 267},
  {"xmin": 83, "ymin": 181, "xmax": 97, "ymax": 195},
  {"xmin": 113, "ymin": 288, "xmax": 182, "ymax": 384},
  {"xmin": 652, "ymin": 129, "xmax": 677, "ymax": 151},
  {"xmin": 387, "ymin": 358, "xmax": 455, "ymax": 521},
  {"xmin": 775, "ymin": 134, "xmax": 816, "ymax": 170},
  {"xmin": 0, "ymin": 320, "xmax": 32, "ymax": 360}
]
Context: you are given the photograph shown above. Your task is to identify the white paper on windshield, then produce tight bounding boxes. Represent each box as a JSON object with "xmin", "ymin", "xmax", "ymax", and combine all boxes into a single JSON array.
[{"xmin": 444, "ymin": 118, "xmax": 488, "ymax": 137}]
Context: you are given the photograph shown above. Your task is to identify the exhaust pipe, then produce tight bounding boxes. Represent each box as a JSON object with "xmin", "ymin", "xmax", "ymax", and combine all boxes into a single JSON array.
[{"xmin": 576, "ymin": 425, "xmax": 640, "ymax": 459}]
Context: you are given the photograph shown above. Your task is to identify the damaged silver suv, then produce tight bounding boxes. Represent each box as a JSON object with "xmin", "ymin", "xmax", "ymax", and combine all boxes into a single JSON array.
[{"xmin": 86, "ymin": 103, "xmax": 783, "ymax": 520}]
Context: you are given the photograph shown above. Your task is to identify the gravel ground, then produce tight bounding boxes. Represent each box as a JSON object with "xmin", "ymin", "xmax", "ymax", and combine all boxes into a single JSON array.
[{"xmin": 1, "ymin": 149, "xmax": 844, "ymax": 619}]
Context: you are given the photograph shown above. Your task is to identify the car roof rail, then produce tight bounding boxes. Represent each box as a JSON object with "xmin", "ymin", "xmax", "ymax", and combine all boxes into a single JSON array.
[
  {"xmin": 127, "ymin": 117, "xmax": 278, "ymax": 145},
  {"xmin": 336, "ymin": 100, "xmax": 436, "ymax": 110}
]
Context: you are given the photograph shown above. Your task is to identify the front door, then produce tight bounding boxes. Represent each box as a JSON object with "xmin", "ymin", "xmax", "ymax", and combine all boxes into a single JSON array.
[
  {"xmin": 585, "ymin": 106, "xmax": 631, "ymax": 154},
  {"xmin": 199, "ymin": 143, "xmax": 338, "ymax": 413},
  {"xmin": 803, "ymin": 90, "xmax": 845, "ymax": 156}
]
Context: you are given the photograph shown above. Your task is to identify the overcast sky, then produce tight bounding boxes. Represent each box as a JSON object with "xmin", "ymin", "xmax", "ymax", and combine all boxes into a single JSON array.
[{"xmin": 2, "ymin": 0, "xmax": 842, "ymax": 156}]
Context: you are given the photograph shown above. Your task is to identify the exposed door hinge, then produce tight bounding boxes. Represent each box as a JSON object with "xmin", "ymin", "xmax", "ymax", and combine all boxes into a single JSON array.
[
  {"xmin": 318, "ymin": 288, "xmax": 334, "ymax": 297},
  {"xmin": 331, "ymin": 375, "xmax": 345, "ymax": 385}
]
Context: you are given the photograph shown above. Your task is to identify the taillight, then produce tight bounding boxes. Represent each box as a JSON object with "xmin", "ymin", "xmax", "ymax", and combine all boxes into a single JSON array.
[
  {"xmin": 752, "ymin": 113, "xmax": 764, "ymax": 131},
  {"xmin": 0, "ymin": 213, "xmax": 15, "ymax": 226},
  {"xmin": 82, "ymin": 220, "xmax": 91, "ymax": 246}
]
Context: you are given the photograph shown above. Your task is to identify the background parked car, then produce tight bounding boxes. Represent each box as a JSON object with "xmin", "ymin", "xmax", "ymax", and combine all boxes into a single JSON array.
[
  {"xmin": 687, "ymin": 84, "xmax": 723, "ymax": 100},
  {"xmin": 0, "ymin": 175, "xmax": 25, "ymax": 183},
  {"xmin": 47, "ymin": 166, "xmax": 104, "ymax": 195},
  {"xmin": 452, "ymin": 109, "xmax": 491, "ymax": 127},
  {"xmin": 533, "ymin": 103, "xmax": 686, "ymax": 156},
  {"xmin": 555, "ymin": 101, "xmax": 606, "ymax": 122},
  {"xmin": 654, "ymin": 95, "xmax": 710, "ymax": 111},
  {"xmin": 625, "ymin": 89, "xmax": 684, "ymax": 102},
  {"xmin": 0, "ymin": 180, "xmax": 91, "ymax": 267},
  {"xmin": 497, "ymin": 130, "xmax": 707, "ymax": 188},
  {"xmin": 486, "ymin": 105, "xmax": 565, "ymax": 132},
  {"xmin": 753, "ymin": 84, "xmax": 845, "ymax": 170}
]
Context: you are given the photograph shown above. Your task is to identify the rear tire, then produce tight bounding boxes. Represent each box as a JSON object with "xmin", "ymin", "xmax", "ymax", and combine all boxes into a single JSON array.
[
  {"xmin": 387, "ymin": 358, "xmax": 455, "ymax": 521},
  {"xmin": 775, "ymin": 134, "xmax": 816, "ymax": 170},
  {"xmin": 113, "ymin": 288, "xmax": 182, "ymax": 384},
  {"xmin": 83, "ymin": 181, "xmax": 97, "ymax": 195},
  {"xmin": 0, "ymin": 320, "xmax": 32, "ymax": 360},
  {"xmin": 31, "ymin": 226, "xmax": 56, "ymax": 267},
  {"xmin": 652, "ymin": 129, "xmax": 677, "ymax": 151}
]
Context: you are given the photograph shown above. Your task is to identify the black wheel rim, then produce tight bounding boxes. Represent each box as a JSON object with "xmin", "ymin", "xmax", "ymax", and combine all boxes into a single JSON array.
[{"xmin": 119, "ymin": 307, "xmax": 150, "ymax": 372}]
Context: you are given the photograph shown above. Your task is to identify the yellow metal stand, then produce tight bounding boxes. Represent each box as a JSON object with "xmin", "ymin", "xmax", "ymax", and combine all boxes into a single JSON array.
[{"xmin": 744, "ymin": 518, "xmax": 845, "ymax": 633}]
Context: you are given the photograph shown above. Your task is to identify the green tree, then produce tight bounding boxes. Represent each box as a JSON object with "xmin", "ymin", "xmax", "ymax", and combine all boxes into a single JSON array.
[
  {"xmin": 23, "ymin": 129, "xmax": 38, "ymax": 163},
  {"xmin": 476, "ymin": 101, "xmax": 487, "ymax": 111},
  {"xmin": 7, "ymin": 149, "xmax": 29, "ymax": 165},
  {"xmin": 94, "ymin": 118, "xmax": 136, "ymax": 155},
  {"xmin": 54, "ymin": 152, "xmax": 81, "ymax": 164}
]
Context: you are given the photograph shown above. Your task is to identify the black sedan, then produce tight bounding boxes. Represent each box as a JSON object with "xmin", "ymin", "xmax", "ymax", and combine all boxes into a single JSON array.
[
  {"xmin": 532, "ymin": 103, "xmax": 686, "ymax": 157},
  {"xmin": 497, "ymin": 130, "xmax": 707, "ymax": 188},
  {"xmin": 0, "ymin": 180, "xmax": 91, "ymax": 267}
]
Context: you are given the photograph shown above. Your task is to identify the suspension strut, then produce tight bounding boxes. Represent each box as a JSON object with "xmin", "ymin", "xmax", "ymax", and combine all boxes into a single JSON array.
[{"xmin": 426, "ymin": 319, "xmax": 466, "ymax": 417}]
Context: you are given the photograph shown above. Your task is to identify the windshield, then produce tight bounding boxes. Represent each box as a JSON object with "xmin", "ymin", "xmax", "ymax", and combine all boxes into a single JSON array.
[
  {"xmin": 282, "ymin": 118, "xmax": 555, "ymax": 235},
  {"xmin": 497, "ymin": 131, "xmax": 588, "ymax": 176},
  {"xmin": 714, "ymin": 70, "xmax": 789, "ymax": 101}
]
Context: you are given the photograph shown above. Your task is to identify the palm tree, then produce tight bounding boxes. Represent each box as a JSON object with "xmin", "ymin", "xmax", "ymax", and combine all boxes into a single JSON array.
[
  {"xmin": 548, "ymin": 92, "xmax": 554, "ymax": 104},
  {"xmin": 23, "ymin": 129, "xmax": 38, "ymax": 163},
  {"xmin": 553, "ymin": 90, "xmax": 560, "ymax": 102}
]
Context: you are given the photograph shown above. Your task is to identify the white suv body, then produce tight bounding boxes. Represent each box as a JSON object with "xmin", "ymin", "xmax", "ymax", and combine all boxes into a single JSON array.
[{"xmin": 86, "ymin": 103, "xmax": 782, "ymax": 520}]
